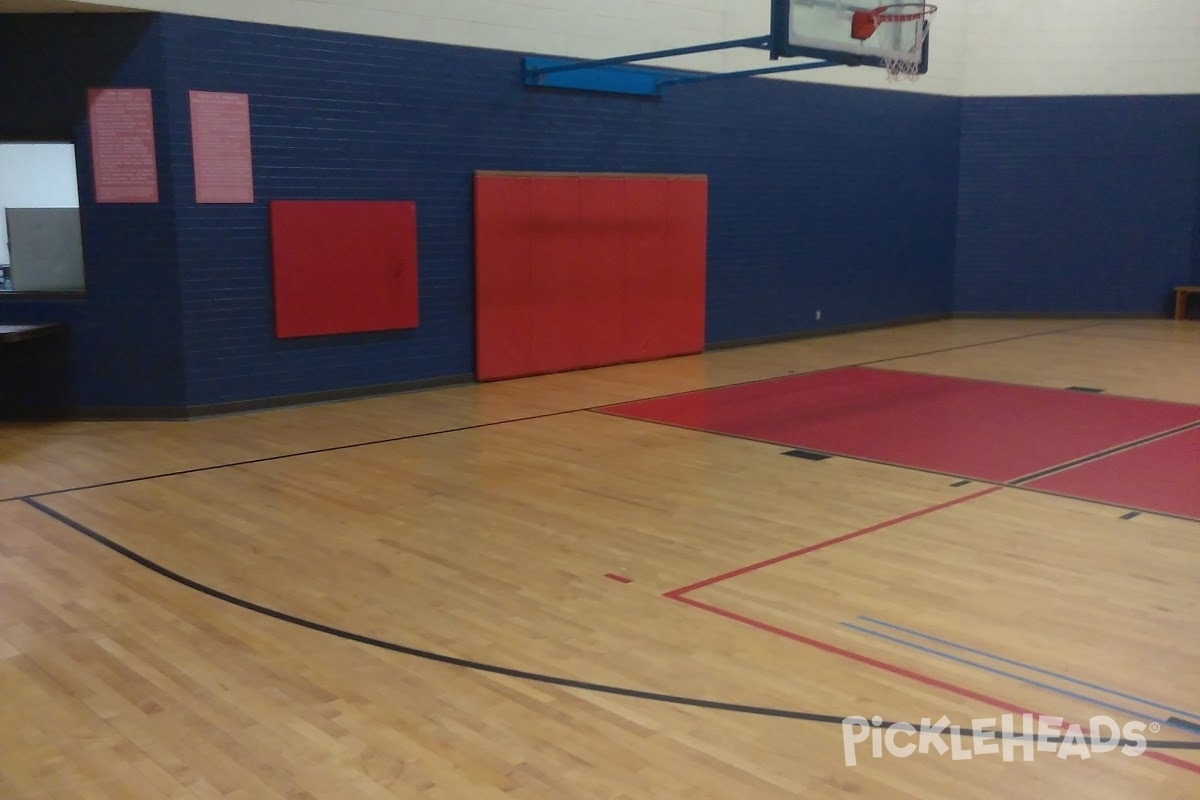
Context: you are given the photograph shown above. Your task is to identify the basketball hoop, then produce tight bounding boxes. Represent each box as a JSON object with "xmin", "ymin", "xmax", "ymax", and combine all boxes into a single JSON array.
[{"xmin": 851, "ymin": 3, "xmax": 937, "ymax": 81}]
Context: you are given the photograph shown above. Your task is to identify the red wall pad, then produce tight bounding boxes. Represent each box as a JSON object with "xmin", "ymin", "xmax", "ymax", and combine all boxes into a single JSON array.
[
  {"xmin": 270, "ymin": 200, "xmax": 418, "ymax": 338},
  {"xmin": 473, "ymin": 176, "xmax": 533, "ymax": 380},
  {"xmin": 474, "ymin": 171, "xmax": 707, "ymax": 381}
]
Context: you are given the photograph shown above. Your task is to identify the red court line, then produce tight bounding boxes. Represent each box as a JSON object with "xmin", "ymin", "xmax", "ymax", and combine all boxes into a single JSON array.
[
  {"xmin": 665, "ymin": 487, "xmax": 1003, "ymax": 598},
  {"xmin": 674, "ymin": 593, "xmax": 1032, "ymax": 713},
  {"xmin": 671, "ymin": 595, "xmax": 1200, "ymax": 775}
]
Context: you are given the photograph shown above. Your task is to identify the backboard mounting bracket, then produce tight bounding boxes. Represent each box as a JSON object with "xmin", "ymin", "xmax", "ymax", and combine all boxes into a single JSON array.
[
  {"xmin": 522, "ymin": 36, "xmax": 844, "ymax": 98},
  {"xmin": 521, "ymin": 2, "xmax": 934, "ymax": 96}
]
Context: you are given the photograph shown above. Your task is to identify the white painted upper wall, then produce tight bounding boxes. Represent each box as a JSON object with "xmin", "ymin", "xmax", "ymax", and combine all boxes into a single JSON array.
[
  {"xmin": 38, "ymin": 0, "xmax": 1200, "ymax": 96},
  {"xmin": 961, "ymin": 0, "xmax": 1200, "ymax": 96},
  {"xmin": 35, "ymin": 0, "xmax": 964, "ymax": 95}
]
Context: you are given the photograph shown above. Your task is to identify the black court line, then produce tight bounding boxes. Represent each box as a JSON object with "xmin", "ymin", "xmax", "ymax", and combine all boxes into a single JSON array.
[
  {"xmin": 588, "ymin": 321, "xmax": 1112, "ymax": 414},
  {"xmin": 601, "ymin": 412, "xmax": 996, "ymax": 485},
  {"xmin": 4, "ymin": 320, "xmax": 1107, "ymax": 504},
  {"xmin": 595, "ymin": 410, "xmax": 1200, "ymax": 525},
  {"xmin": 854, "ymin": 321, "xmax": 1113, "ymax": 369},
  {"xmin": 20, "ymin": 497, "xmax": 1200, "ymax": 752},
  {"xmin": 10, "ymin": 409, "xmax": 581, "ymax": 503},
  {"xmin": 1009, "ymin": 420, "xmax": 1200, "ymax": 485},
  {"xmin": 1048, "ymin": 329, "xmax": 1200, "ymax": 344}
]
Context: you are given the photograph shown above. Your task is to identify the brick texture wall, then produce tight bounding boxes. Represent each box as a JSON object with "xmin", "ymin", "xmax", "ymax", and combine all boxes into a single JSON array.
[
  {"xmin": 160, "ymin": 14, "xmax": 959, "ymax": 407},
  {"xmin": 954, "ymin": 95, "xmax": 1200, "ymax": 314}
]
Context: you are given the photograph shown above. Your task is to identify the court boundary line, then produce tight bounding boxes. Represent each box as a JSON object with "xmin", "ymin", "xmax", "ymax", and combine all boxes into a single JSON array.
[
  {"xmin": 661, "ymin": 493, "xmax": 1200, "ymax": 775},
  {"xmin": 22, "ymin": 495, "xmax": 1199, "ymax": 755},
  {"xmin": 664, "ymin": 488, "xmax": 1003, "ymax": 598},
  {"xmin": 4, "ymin": 320, "xmax": 1107, "ymax": 504},
  {"xmin": 589, "ymin": 321, "xmax": 1113, "ymax": 413},
  {"xmin": 1045, "ymin": 329, "xmax": 1200, "ymax": 344},
  {"xmin": 8, "ymin": 409, "xmax": 580, "ymax": 502}
]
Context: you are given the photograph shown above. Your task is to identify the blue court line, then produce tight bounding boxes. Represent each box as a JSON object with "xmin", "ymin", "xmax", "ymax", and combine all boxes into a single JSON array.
[
  {"xmin": 840, "ymin": 622, "xmax": 1200, "ymax": 735},
  {"xmin": 857, "ymin": 616, "xmax": 1200, "ymax": 723}
]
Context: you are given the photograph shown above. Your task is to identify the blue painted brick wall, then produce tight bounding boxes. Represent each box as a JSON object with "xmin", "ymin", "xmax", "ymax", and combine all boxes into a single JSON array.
[
  {"xmin": 159, "ymin": 14, "xmax": 960, "ymax": 407},
  {"xmin": 0, "ymin": 14, "xmax": 186, "ymax": 411},
  {"xmin": 6, "ymin": 13, "xmax": 1198, "ymax": 413},
  {"xmin": 955, "ymin": 95, "xmax": 1200, "ymax": 315}
]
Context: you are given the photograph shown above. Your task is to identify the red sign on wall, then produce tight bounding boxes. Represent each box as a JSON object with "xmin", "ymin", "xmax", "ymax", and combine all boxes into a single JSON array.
[
  {"xmin": 189, "ymin": 91, "xmax": 255, "ymax": 204},
  {"xmin": 87, "ymin": 88, "xmax": 159, "ymax": 204}
]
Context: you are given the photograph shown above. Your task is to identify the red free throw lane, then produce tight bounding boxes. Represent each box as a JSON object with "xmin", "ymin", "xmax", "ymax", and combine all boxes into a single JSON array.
[
  {"xmin": 1026, "ymin": 426, "xmax": 1200, "ymax": 521},
  {"xmin": 601, "ymin": 367, "xmax": 1200, "ymax": 483}
]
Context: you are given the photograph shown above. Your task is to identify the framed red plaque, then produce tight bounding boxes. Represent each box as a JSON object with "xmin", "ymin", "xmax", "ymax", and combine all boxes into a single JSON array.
[
  {"xmin": 189, "ymin": 91, "xmax": 255, "ymax": 204},
  {"xmin": 87, "ymin": 88, "xmax": 159, "ymax": 204}
]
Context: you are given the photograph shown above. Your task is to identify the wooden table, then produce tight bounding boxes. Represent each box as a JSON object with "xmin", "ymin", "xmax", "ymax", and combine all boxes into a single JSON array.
[
  {"xmin": 1175, "ymin": 286, "xmax": 1200, "ymax": 320},
  {"xmin": 0, "ymin": 323, "xmax": 65, "ymax": 343},
  {"xmin": 0, "ymin": 324, "xmax": 68, "ymax": 417}
]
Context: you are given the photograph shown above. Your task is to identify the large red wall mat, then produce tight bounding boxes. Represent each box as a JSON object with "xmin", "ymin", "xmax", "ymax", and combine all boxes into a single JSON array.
[
  {"xmin": 473, "ymin": 172, "xmax": 706, "ymax": 381},
  {"xmin": 270, "ymin": 200, "xmax": 419, "ymax": 338}
]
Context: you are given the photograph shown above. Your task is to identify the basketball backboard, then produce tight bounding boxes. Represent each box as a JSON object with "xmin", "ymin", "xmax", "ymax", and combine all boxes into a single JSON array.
[{"xmin": 770, "ymin": 0, "xmax": 933, "ymax": 76}]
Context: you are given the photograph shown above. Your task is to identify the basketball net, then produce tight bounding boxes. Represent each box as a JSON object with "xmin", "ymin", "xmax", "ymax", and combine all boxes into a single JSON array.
[{"xmin": 851, "ymin": 4, "xmax": 937, "ymax": 81}]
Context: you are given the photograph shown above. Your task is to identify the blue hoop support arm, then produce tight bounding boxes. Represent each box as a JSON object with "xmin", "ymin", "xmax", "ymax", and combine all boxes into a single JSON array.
[
  {"xmin": 656, "ymin": 59, "xmax": 840, "ymax": 88},
  {"xmin": 522, "ymin": 34, "xmax": 853, "ymax": 96},
  {"xmin": 525, "ymin": 36, "xmax": 773, "ymax": 78}
]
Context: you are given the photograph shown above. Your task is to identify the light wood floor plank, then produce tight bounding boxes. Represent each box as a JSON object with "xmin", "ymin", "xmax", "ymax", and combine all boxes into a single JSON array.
[{"xmin": 1, "ymin": 318, "xmax": 1197, "ymax": 797}]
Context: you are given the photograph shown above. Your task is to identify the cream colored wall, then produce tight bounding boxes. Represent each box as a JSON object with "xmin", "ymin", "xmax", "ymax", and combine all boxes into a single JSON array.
[
  {"xmin": 961, "ymin": 0, "xmax": 1200, "ymax": 96},
  {"xmin": 42, "ymin": 0, "xmax": 1200, "ymax": 96},
  {"xmin": 45, "ymin": 0, "xmax": 967, "ymax": 95}
]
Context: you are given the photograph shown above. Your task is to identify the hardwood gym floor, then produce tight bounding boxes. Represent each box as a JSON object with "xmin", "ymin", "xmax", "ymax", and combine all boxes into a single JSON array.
[{"xmin": 1, "ymin": 318, "xmax": 1198, "ymax": 798}]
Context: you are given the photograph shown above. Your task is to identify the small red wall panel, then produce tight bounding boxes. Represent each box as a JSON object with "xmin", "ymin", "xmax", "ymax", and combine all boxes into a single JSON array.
[
  {"xmin": 270, "ymin": 200, "xmax": 418, "ymax": 338},
  {"xmin": 474, "ymin": 172, "xmax": 707, "ymax": 381}
]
